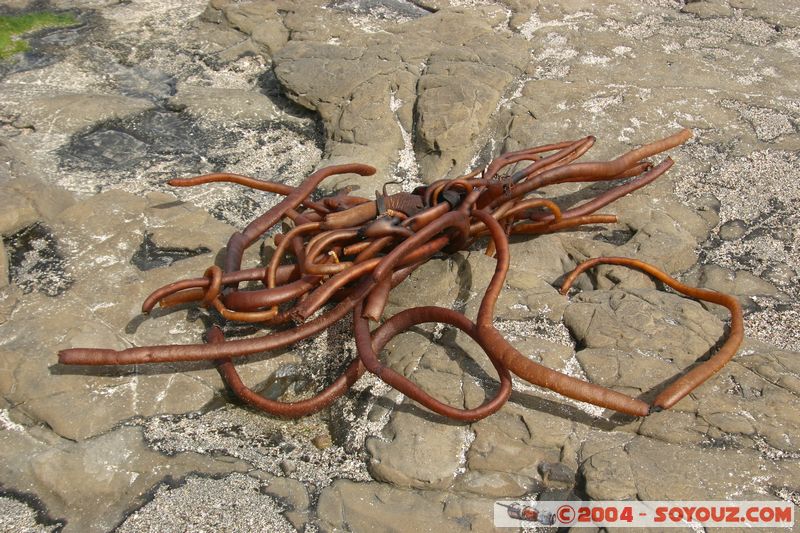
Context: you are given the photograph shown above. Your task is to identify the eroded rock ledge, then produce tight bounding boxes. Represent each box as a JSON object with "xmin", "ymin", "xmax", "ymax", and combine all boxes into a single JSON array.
[{"xmin": 0, "ymin": 0, "xmax": 798, "ymax": 531}]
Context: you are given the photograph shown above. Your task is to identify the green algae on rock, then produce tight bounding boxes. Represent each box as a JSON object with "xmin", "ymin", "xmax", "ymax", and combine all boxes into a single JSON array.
[{"xmin": 0, "ymin": 11, "xmax": 78, "ymax": 59}]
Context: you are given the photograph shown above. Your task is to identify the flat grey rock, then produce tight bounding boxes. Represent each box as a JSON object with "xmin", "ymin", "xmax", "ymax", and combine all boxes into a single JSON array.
[{"xmin": 0, "ymin": 0, "xmax": 798, "ymax": 530}]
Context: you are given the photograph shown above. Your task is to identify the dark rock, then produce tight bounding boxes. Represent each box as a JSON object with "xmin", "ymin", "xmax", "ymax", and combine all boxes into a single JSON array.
[
  {"xmin": 66, "ymin": 129, "xmax": 149, "ymax": 171},
  {"xmin": 123, "ymin": 110, "xmax": 203, "ymax": 155},
  {"xmin": 3, "ymin": 223, "xmax": 72, "ymax": 296},
  {"xmin": 538, "ymin": 462, "xmax": 576, "ymax": 485},
  {"xmin": 326, "ymin": 0, "xmax": 430, "ymax": 21},
  {"xmin": 130, "ymin": 232, "xmax": 211, "ymax": 271},
  {"xmin": 593, "ymin": 228, "xmax": 635, "ymax": 246},
  {"xmin": 61, "ymin": 110, "xmax": 210, "ymax": 171}
]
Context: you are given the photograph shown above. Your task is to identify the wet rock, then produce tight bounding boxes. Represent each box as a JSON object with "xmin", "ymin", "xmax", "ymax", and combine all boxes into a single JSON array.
[
  {"xmin": 168, "ymin": 84, "xmax": 281, "ymax": 123},
  {"xmin": 0, "ymin": 286, "xmax": 19, "ymax": 324},
  {"xmin": 9, "ymin": 93, "xmax": 153, "ymax": 134},
  {"xmin": 59, "ymin": 109, "xmax": 208, "ymax": 180},
  {"xmin": 327, "ymin": 0, "xmax": 430, "ymax": 21},
  {"xmin": 111, "ymin": 65, "xmax": 176, "ymax": 101},
  {"xmin": 0, "ymin": 11, "xmax": 89, "ymax": 77},
  {"xmin": 54, "ymin": 104, "xmax": 321, "ymax": 227},
  {"xmin": 0, "ymin": 190, "xmax": 242, "ymax": 440},
  {"xmin": 122, "ymin": 110, "xmax": 204, "ymax": 155}
]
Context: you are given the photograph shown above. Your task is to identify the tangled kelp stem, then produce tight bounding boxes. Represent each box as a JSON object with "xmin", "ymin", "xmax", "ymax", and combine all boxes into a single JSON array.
[{"xmin": 58, "ymin": 128, "xmax": 744, "ymax": 420}]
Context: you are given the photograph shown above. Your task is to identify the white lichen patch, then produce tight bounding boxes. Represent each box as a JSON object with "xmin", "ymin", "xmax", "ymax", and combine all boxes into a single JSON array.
[
  {"xmin": 389, "ymin": 91, "xmax": 423, "ymax": 192},
  {"xmin": 580, "ymin": 53, "xmax": 611, "ymax": 65},
  {"xmin": 533, "ymin": 33, "xmax": 578, "ymax": 62},
  {"xmin": 612, "ymin": 45, "xmax": 633, "ymax": 56},
  {"xmin": 0, "ymin": 409, "xmax": 25, "ymax": 432},
  {"xmin": 455, "ymin": 428, "xmax": 477, "ymax": 476},
  {"xmin": 493, "ymin": 316, "xmax": 575, "ymax": 348},
  {"xmin": 530, "ymin": 31, "xmax": 578, "ymax": 79},
  {"xmin": 512, "ymin": 377, "xmax": 606, "ymax": 418},
  {"xmin": 582, "ymin": 93, "xmax": 624, "ymax": 115}
]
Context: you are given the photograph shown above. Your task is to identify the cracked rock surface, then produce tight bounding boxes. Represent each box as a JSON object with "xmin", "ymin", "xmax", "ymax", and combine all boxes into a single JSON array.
[{"xmin": 0, "ymin": 0, "xmax": 799, "ymax": 531}]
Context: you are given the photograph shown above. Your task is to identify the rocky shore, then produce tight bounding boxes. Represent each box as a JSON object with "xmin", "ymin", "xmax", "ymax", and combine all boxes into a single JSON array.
[{"xmin": 1, "ymin": 0, "xmax": 799, "ymax": 531}]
